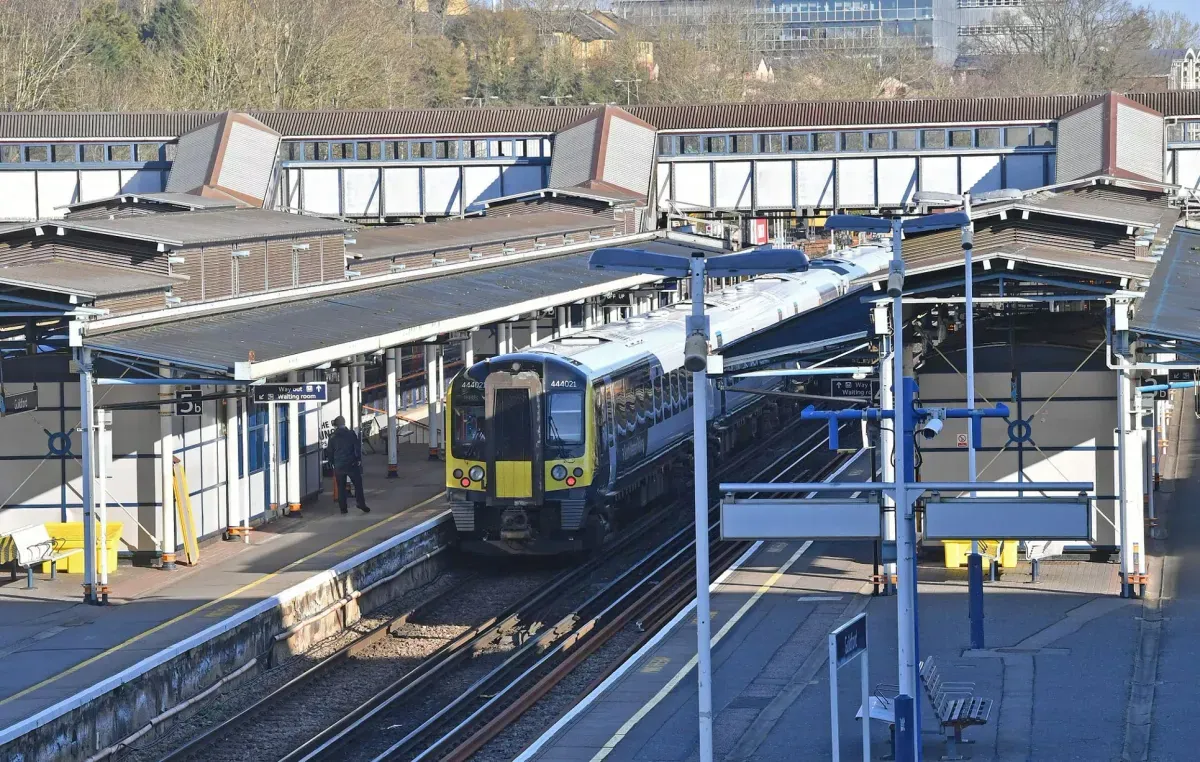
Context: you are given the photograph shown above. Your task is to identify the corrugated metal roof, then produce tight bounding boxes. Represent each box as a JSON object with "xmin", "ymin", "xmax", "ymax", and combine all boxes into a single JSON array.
[
  {"xmin": 855, "ymin": 244, "xmax": 1154, "ymax": 286},
  {"xmin": 60, "ymin": 208, "xmax": 352, "ymax": 246},
  {"xmin": 3, "ymin": 91, "xmax": 1200, "ymax": 140},
  {"xmin": 63, "ymin": 192, "xmax": 244, "ymax": 213},
  {"xmin": 1130, "ymin": 226, "xmax": 1200, "ymax": 344},
  {"xmin": 0, "ymin": 259, "xmax": 183, "ymax": 297},
  {"xmin": 973, "ymin": 184, "xmax": 1179, "ymax": 230},
  {"xmin": 84, "ymin": 240, "xmax": 707, "ymax": 370},
  {"xmin": 350, "ymin": 211, "xmax": 618, "ymax": 261}
]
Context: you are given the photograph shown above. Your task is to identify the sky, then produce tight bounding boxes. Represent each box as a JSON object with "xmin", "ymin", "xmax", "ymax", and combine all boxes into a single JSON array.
[{"xmin": 1141, "ymin": 0, "xmax": 1200, "ymax": 24}]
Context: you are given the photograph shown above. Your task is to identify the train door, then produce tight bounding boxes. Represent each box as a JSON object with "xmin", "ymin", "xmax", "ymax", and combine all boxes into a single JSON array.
[
  {"xmin": 484, "ymin": 371, "xmax": 542, "ymax": 500},
  {"xmin": 603, "ymin": 377, "xmax": 618, "ymax": 489}
]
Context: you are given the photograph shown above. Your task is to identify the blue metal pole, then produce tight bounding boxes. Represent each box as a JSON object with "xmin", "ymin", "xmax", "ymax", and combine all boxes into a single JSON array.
[
  {"xmin": 902, "ymin": 375, "xmax": 923, "ymax": 762},
  {"xmin": 964, "ymin": 206, "xmax": 984, "ymax": 650}
]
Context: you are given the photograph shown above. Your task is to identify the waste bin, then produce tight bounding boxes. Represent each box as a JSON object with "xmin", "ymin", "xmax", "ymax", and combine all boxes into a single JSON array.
[{"xmin": 40, "ymin": 522, "xmax": 123, "ymax": 574}]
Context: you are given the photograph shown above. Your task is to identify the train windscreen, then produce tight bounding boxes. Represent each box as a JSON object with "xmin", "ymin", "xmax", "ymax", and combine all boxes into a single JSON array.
[
  {"xmin": 451, "ymin": 376, "xmax": 485, "ymax": 460},
  {"xmin": 547, "ymin": 392, "xmax": 584, "ymax": 446},
  {"xmin": 493, "ymin": 388, "xmax": 534, "ymax": 461}
]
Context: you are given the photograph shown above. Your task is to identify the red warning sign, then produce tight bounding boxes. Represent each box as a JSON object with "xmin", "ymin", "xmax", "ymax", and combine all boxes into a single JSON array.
[{"xmin": 957, "ymin": 433, "xmax": 968, "ymax": 448}]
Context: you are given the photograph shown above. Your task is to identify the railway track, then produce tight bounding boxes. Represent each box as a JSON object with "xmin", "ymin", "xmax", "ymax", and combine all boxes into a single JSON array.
[{"xmin": 151, "ymin": 412, "xmax": 854, "ymax": 762}]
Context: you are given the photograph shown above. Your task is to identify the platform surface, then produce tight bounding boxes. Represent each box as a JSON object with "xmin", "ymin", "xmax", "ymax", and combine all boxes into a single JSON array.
[
  {"xmin": 0, "ymin": 445, "xmax": 446, "ymax": 729},
  {"xmin": 523, "ymin": 420, "xmax": 1192, "ymax": 762}
]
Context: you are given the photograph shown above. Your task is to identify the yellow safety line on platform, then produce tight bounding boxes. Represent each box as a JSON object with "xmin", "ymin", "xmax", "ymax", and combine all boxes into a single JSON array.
[
  {"xmin": 588, "ymin": 540, "xmax": 815, "ymax": 762},
  {"xmin": 0, "ymin": 490, "xmax": 446, "ymax": 710}
]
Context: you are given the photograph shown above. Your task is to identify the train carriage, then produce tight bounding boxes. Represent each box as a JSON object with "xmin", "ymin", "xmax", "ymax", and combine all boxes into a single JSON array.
[{"xmin": 446, "ymin": 245, "xmax": 891, "ymax": 554}]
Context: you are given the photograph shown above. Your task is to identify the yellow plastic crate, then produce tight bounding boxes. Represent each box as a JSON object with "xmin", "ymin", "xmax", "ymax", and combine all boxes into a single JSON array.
[
  {"xmin": 942, "ymin": 539, "xmax": 1017, "ymax": 570},
  {"xmin": 40, "ymin": 522, "xmax": 123, "ymax": 575}
]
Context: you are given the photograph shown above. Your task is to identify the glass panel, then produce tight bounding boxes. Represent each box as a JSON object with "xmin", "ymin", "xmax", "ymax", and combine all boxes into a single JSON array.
[
  {"xmin": 682, "ymin": 136, "xmax": 702, "ymax": 154},
  {"xmin": 842, "ymin": 132, "xmax": 865, "ymax": 151},
  {"xmin": 0, "ymin": 145, "xmax": 20, "ymax": 163},
  {"xmin": 472, "ymin": 140, "xmax": 488, "ymax": 158},
  {"xmin": 976, "ymin": 128, "xmax": 1001, "ymax": 149},
  {"xmin": 356, "ymin": 141, "xmax": 371, "ymax": 160},
  {"xmin": 706, "ymin": 135, "xmax": 727, "ymax": 153},
  {"xmin": 894, "ymin": 130, "xmax": 918, "ymax": 150},
  {"xmin": 308, "ymin": 142, "xmax": 321, "ymax": 160},
  {"xmin": 922, "ymin": 130, "xmax": 946, "ymax": 149},
  {"xmin": 868, "ymin": 131, "xmax": 889, "ymax": 150},
  {"xmin": 513, "ymin": 140, "xmax": 525, "ymax": 157},
  {"xmin": 81, "ymin": 144, "xmax": 105, "ymax": 163},
  {"xmin": 418, "ymin": 141, "xmax": 434, "ymax": 159},
  {"xmin": 165, "ymin": 142, "xmax": 177, "ymax": 161},
  {"xmin": 659, "ymin": 135, "xmax": 676, "ymax": 155},
  {"xmin": 1033, "ymin": 126, "xmax": 1055, "ymax": 146},
  {"xmin": 733, "ymin": 134, "xmax": 754, "ymax": 153},
  {"xmin": 788, "ymin": 134, "xmax": 811, "ymax": 152},
  {"xmin": 25, "ymin": 145, "xmax": 49, "ymax": 162},
  {"xmin": 760, "ymin": 134, "xmax": 783, "ymax": 153},
  {"xmin": 383, "ymin": 141, "xmax": 396, "ymax": 160},
  {"xmin": 949, "ymin": 130, "xmax": 973, "ymax": 148},
  {"xmin": 315, "ymin": 142, "xmax": 328, "ymax": 160},
  {"xmin": 108, "ymin": 145, "xmax": 131, "ymax": 161},
  {"xmin": 498, "ymin": 140, "xmax": 514, "ymax": 157},
  {"xmin": 396, "ymin": 141, "xmax": 410, "ymax": 160},
  {"xmin": 547, "ymin": 393, "xmax": 584, "ymax": 445},
  {"xmin": 814, "ymin": 132, "xmax": 836, "ymax": 151},
  {"xmin": 135, "ymin": 143, "xmax": 160, "ymax": 161},
  {"xmin": 1004, "ymin": 127, "xmax": 1030, "ymax": 147},
  {"xmin": 525, "ymin": 139, "xmax": 540, "ymax": 157},
  {"xmin": 277, "ymin": 404, "xmax": 289, "ymax": 464},
  {"xmin": 1166, "ymin": 123, "xmax": 1184, "ymax": 143},
  {"xmin": 52, "ymin": 144, "xmax": 77, "ymax": 163}
]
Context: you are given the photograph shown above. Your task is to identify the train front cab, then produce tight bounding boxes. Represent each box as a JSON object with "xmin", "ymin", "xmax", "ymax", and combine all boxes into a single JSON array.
[{"xmin": 446, "ymin": 355, "xmax": 596, "ymax": 554}]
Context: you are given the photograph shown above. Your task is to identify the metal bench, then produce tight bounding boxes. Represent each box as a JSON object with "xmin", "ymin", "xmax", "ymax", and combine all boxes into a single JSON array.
[
  {"xmin": 3, "ymin": 524, "xmax": 82, "ymax": 589},
  {"xmin": 919, "ymin": 656, "xmax": 992, "ymax": 760},
  {"xmin": 856, "ymin": 683, "xmax": 900, "ymax": 760}
]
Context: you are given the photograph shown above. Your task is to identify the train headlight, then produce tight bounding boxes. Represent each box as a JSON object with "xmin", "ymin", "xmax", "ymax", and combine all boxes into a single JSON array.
[
  {"xmin": 551, "ymin": 464, "xmax": 568, "ymax": 481},
  {"xmin": 572, "ymin": 467, "xmax": 584, "ymax": 478},
  {"xmin": 453, "ymin": 469, "xmax": 464, "ymax": 479},
  {"xmin": 468, "ymin": 465, "xmax": 485, "ymax": 482}
]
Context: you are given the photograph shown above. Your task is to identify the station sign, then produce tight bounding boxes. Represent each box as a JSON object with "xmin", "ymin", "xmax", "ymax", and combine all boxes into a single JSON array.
[
  {"xmin": 1168, "ymin": 369, "xmax": 1196, "ymax": 382},
  {"xmin": 923, "ymin": 496, "xmax": 1091, "ymax": 541},
  {"xmin": 833, "ymin": 613, "xmax": 868, "ymax": 668},
  {"xmin": 829, "ymin": 378, "xmax": 878, "ymax": 399},
  {"xmin": 1, "ymin": 388, "xmax": 38, "ymax": 417},
  {"xmin": 174, "ymin": 387, "xmax": 203, "ymax": 416},
  {"xmin": 252, "ymin": 382, "xmax": 328, "ymax": 403},
  {"xmin": 721, "ymin": 498, "xmax": 881, "ymax": 541}
]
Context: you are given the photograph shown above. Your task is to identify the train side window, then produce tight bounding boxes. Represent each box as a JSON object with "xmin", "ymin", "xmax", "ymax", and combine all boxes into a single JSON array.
[
  {"xmin": 670, "ymin": 370, "xmax": 681, "ymax": 415},
  {"xmin": 654, "ymin": 375, "xmax": 664, "ymax": 424}
]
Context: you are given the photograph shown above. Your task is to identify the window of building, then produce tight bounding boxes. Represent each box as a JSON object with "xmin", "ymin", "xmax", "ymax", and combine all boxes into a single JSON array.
[
  {"xmin": 52, "ymin": 144, "xmax": 76, "ymax": 163},
  {"xmin": 497, "ymin": 140, "xmax": 514, "ymax": 157},
  {"xmin": 922, "ymin": 130, "xmax": 946, "ymax": 149},
  {"xmin": 357, "ymin": 141, "xmax": 380, "ymax": 160},
  {"xmin": 466, "ymin": 140, "xmax": 486, "ymax": 158},
  {"xmin": 417, "ymin": 141, "xmax": 435, "ymax": 159},
  {"xmin": 248, "ymin": 405, "xmax": 268, "ymax": 473},
  {"xmin": 842, "ymin": 132, "xmax": 865, "ymax": 151},
  {"xmin": 706, "ymin": 135, "xmax": 727, "ymax": 153},
  {"xmin": 277, "ymin": 404, "xmax": 289, "ymax": 463},
  {"xmin": 136, "ymin": 143, "xmax": 161, "ymax": 162},
  {"xmin": 436, "ymin": 140, "xmax": 458, "ymax": 159},
  {"xmin": 331, "ymin": 142, "xmax": 354, "ymax": 160},
  {"xmin": 893, "ymin": 130, "xmax": 918, "ymax": 150},
  {"xmin": 1004, "ymin": 127, "xmax": 1030, "ymax": 147},
  {"xmin": 659, "ymin": 135, "xmax": 676, "ymax": 155},
  {"xmin": 308, "ymin": 142, "xmax": 323, "ymax": 160},
  {"xmin": 760, "ymin": 134, "xmax": 783, "ymax": 153},
  {"xmin": 24, "ymin": 145, "xmax": 49, "ymax": 162},
  {"xmin": 108, "ymin": 144, "xmax": 132, "ymax": 162},
  {"xmin": 732, "ymin": 134, "xmax": 754, "ymax": 153},
  {"xmin": 814, "ymin": 132, "xmax": 837, "ymax": 152},
  {"xmin": 949, "ymin": 130, "xmax": 973, "ymax": 148},
  {"xmin": 682, "ymin": 136, "xmax": 703, "ymax": 154},
  {"xmin": 868, "ymin": 131, "xmax": 890, "ymax": 150},
  {"xmin": 976, "ymin": 128, "xmax": 1001, "ymax": 149},
  {"xmin": 788, "ymin": 133, "xmax": 811, "ymax": 152},
  {"xmin": 1032, "ymin": 126, "xmax": 1055, "ymax": 146},
  {"xmin": 525, "ymin": 139, "xmax": 541, "ymax": 157}
]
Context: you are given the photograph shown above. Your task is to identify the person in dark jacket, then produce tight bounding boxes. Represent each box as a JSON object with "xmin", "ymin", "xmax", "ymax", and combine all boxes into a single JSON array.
[{"xmin": 325, "ymin": 416, "xmax": 370, "ymax": 514}]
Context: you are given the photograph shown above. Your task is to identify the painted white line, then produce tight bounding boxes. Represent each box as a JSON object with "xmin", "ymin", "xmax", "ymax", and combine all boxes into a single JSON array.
[
  {"xmin": 586, "ymin": 541, "xmax": 815, "ymax": 761},
  {"xmin": 516, "ymin": 447, "xmax": 868, "ymax": 762},
  {"xmin": 0, "ymin": 508, "xmax": 452, "ymax": 745},
  {"xmin": 795, "ymin": 596, "xmax": 844, "ymax": 602}
]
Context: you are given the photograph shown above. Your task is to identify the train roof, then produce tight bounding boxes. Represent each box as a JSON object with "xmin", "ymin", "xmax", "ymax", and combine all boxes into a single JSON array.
[{"xmin": 523, "ymin": 244, "xmax": 892, "ymax": 380}]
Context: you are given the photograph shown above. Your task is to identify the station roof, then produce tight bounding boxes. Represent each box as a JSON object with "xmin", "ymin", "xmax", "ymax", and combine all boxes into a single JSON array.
[
  {"xmin": 56, "ymin": 208, "xmax": 353, "ymax": 247},
  {"xmin": 1130, "ymin": 225, "xmax": 1200, "ymax": 344},
  {"xmin": 349, "ymin": 211, "xmax": 618, "ymax": 262},
  {"xmin": 84, "ymin": 239, "xmax": 716, "ymax": 378},
  {"xmin": 972, "ymin": 179, "xmax": 1179, "ymax": 231},
  {"xmin": 0, "ymin": 259, "xmax": 184, "ymax": 298},
  {"xmin": 882, "ymin": 245, "xmax": 1157, "ymax": 283},
  {"xmin": 4, "ymin": 91, "xmax": 1200, "ymax": 140},
  {"xmin": 61, "ymin": 191, "xmax": 245, "ymax": 214}
]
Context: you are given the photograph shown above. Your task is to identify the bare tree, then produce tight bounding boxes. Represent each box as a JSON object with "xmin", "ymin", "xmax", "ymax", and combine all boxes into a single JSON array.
[
  {"xmin": 0, "ymin": 1, "xmax": 87, "ymax": 111},
  {"xmin": 1150, "ymin": 10, "xmax": 1200, "ymax": 50}
]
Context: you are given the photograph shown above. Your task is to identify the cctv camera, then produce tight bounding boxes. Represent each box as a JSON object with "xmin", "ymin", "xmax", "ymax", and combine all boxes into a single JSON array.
[
  {"xmin": 886, "ymin": 271, "xmax": 904, "ymax": 299},
  {"xmin": 919, "ymin": 417, "xmax": 943, "ymax": 439},
  {"xmin": 962, "ymin": 229, "xmax": 974, "ymax": 251},
  {"xmin": 683, "ymin": 332, "xmax": 708, "ymax": 373}
]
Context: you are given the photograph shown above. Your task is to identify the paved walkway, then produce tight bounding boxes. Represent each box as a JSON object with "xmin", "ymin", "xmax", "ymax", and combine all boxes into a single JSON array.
[
  {"xmin": 524, "ymin": 421, "xmax": 1190, "ymax": 761},
  {"xmin": 0, "ymin": 446, "xmax": 446, "ymax": 728}
]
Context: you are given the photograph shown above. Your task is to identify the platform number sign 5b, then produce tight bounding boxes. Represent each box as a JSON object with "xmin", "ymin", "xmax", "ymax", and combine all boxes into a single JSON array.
[{"xmin": 175, "ymin": 388, "xmax": 202, "ymax": 416}]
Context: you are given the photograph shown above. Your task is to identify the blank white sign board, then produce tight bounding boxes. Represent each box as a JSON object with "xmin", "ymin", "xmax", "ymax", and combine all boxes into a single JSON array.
[
  {"xmin": 721, "ymin": 498, "xmax": 881, "ymax": 540},
  {"xmin": 923, "ymin": 497, "xmax": 1091, "ymax": 541}
]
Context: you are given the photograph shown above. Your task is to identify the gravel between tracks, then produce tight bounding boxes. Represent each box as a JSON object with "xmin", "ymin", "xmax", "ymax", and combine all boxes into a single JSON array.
[{"xmin": 116, "ymin": 563, "xmax": 553, "ymax": 762}]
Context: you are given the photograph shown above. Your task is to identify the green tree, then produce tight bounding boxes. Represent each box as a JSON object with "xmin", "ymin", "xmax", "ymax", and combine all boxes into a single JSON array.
[
  {"xmin": 450, "ymin": 10, "xmax": 540, "ymax": 103},
  {"xmin": 142, "ymin": 0, "xmax": 197, "ymax": 51},
  {"xmin": 82, "ymin": 0, "xmax": 144, "ymax": 71},
  {"xmin": 415, "ymin": 36, "xmax": 469, "ymax": 107}
]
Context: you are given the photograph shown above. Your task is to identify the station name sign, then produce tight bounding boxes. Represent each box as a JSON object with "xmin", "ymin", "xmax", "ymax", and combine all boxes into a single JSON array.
[
  {"xmin": 252, "ymin": 382, "xmax": 328, "ymax": 403},
  {"xmin": 1, "ymin": 388, "xmax": 38, "ymax": 417}
]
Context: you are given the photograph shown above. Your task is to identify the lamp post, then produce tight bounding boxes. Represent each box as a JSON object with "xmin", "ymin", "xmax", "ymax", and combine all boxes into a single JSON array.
[
  {"xmin": 824, "ymin": 210, "xmax": 970, "ymax": 762},
  {"xmin": 589, "ymin": 245, "xmax": 809, "ymax": 762}
]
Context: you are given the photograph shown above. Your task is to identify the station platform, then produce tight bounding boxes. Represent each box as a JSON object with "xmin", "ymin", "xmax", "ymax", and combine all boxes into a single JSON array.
[
  {"xmin": 0, "ymin": 445, "xmax": 446, "ymax": 735},
  {"xmin": 521, "ymin": 431, "xmax": 1188, "ymax": 761}
]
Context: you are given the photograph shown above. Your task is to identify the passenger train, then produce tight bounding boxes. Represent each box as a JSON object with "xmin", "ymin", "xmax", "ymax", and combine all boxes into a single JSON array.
[{"xmin": 445, "ymin": 245, "xmax": 892, "ymax": 554}]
